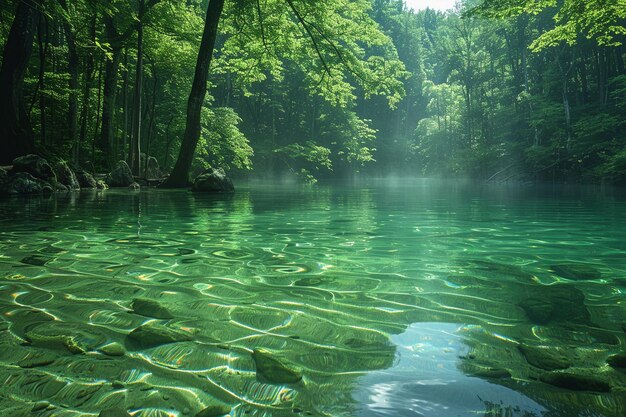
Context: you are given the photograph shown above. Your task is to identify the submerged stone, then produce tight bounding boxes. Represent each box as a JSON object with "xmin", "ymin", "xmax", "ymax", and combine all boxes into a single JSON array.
[
  {"xmin": 125, "ymin": 323, "xmax": 193, "ymax": 350},
  {"xmin": 17, "ymin": 351, "xmax": 57, "ymax": 368},
  {"xmin": 466, "ymin": 366, "xmax": 511, "ymax": 379},
  {"xmin": 540, "ymin": 372, "xmax": 610, "ymax": 392},
  {"xmin": 252, "ymin": 349, "xmax": 302, "ymax": 384},
  {"xmin": 131, "ymin": 298, "xmax": 174, "ymax": 319},
  {"xmin": 516, "ymin": 284, "xmax": 591, "ymax": 326},
  {"xmin": 195, "ymin": 404, "xmax": 231, "ymax": 417},
  {"xmin": 99, "ymin": 408, "xmax": 132, "ymax": 417},
  {"xmin": 551, "ymin": 263, "xmax": 602, "ymax": 280},
  {"xmin": 32, "ymin": 401, "xmax": 50, "ymax": 412},
  {"xmin": 518, "ymin": 345, "xmax": 570, "ymax": 371},
  {"xmin": 98, "ymin": 342, "xmax": 126, "ymax": 357},
  {"xmin": 607, "ymin": 353, "xmax": 626, "ymax": 369},
  {"xmin": 20, "ymin": 255, "xmax": 51, "ymax": 266}
]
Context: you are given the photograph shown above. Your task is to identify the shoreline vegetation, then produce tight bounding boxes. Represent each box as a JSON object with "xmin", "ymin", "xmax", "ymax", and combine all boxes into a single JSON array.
[{"xmin": 1, "ymin": 1, "xmax": 625, "ymax": 187}]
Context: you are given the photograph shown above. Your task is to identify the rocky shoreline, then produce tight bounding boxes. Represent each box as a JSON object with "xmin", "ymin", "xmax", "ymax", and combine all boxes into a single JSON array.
[{"xmin": 0, "ymin": 155, "xmax": 235, "ymax": 196}]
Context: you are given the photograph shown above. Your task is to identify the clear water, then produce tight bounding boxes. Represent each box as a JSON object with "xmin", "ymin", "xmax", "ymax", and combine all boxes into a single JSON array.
[{"xmin": 1, "ymin": 180, "xmax": 625, "ymax": 417}]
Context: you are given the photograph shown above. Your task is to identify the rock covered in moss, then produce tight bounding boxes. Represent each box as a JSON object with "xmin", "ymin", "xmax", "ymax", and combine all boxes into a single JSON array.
[
  {"xmin": 607, "ymin": 353, "xmax": 626, "ymax": 369},
  {"xmin": 126, "ymin": 323, "xmax": 193, "ymax": 350},
  {"xmin": 516, "ymin": 284, "xmax": 591, "ymax": 326},
  {"xmin": 106, "ymin": 160, "xmax": 135, "ymax": 187},
  {"xmin": 99, "ymin": 408, "xmax": 132, "ymax": 417},
  {"xmin": 11, "ymin": 154, "xmax": 55, "ymax": 182},
  {"xmin": 518, "ymin": 345, "xmax": 571, "ymax": 371},
  {"xmin": 195, "ymin": 404, "xmax": 231, "ymax": 417},
  {"xmin": 131, "ymin": 298, "xmax": 174, "ymax": 319},
  {"xmin": 252, "ymin": 348, "xmax": 302, "ymax": 384},
  {"xmin": 98, "ymin": 342, "xmax": 126, "ymax": 357},
  {"xmin": 192, "ymin": 168, "xmax": 234, "ymax": 193},
  {"xmin": 0, "ymin": 172, "xmax": 53, "ymax": 195},
  {"xmin": 75, "ymin": 170, "xmax": 97, "ymax": 188},
  {"xmin": 53, "ymin": 161, "xmax": 80, "ymax": 190},
  {"xmin": 551, "ymin": 263, "xmax": 602, "ymax": 280},
  {"xmin": 540, "ymin": 372, "xmax": 610, "ymax": 392}
]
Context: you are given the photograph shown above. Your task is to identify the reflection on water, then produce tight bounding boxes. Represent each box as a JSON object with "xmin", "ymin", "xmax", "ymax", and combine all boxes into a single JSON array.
[
  {"xmin": 355, "ymin": 323, "xmax": 546, "ymax": 417},
  {"xmin": 0, "ymin": 180, "xmax": 625, "ymax": 416}
]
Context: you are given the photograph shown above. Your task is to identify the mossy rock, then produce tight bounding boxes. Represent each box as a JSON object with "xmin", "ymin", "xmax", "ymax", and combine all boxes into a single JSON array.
[
  {"xmin": 551, "ymin": 263, "xmax": 602, "ymax": 280},
  {"xmin": 131, "ymin": 298, "xmax": 174, "ymax": 319},
  {"xmin": 540, "ymin": 372, "xmax": 610, "ymax": 392},
  {"xmin": 607, "ymin": 353, "xmax": 626, "ymax": 369},
  {"xmin": 195, "ymin": 404, "xmax": 231, "ymax": 417},
  {"xmin": 466, "ymin": 365, "xmax": 511, "ymax": 379},
  {"xmin": 516, "ymin": 284, "xmax": 591, "ymax": 326},
  {"xmin": 518, "ymin": 345, "xmax": 571, "ymax": 371},
  {"xmin": 99, "ymin": 409, "xmax": 131, "ymax": 417},
  {"xmin": 252, "ymin": 348, "xmax": 302, "ymax": 384},
  {"xmin": 17, "ymin": 350, "xmax": 58, "ymax": 368},
  {"xmin": 98, "ymin": 342, "xmax": 126, "ymax": 357},
  {"xmin": 126, "ymin": 323, "xmax": 193, "ymax": 350},
  {"xmin": 24, "ymin": 322, "xmax": 106, "ymax": 354}
]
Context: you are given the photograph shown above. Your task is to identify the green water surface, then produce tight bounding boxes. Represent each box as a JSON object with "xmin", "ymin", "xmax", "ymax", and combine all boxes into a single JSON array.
[{"xmin": 1, "ymin": 180, "xmax": 625, "ymax": 417}]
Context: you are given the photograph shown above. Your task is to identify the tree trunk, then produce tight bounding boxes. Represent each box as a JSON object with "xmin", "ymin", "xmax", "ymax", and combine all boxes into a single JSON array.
[
  {"xmin": 131, "ymin": 0, "xmax": 145, "ymax": 176},
  {"xmin": 100, "ymin": 15, "xmax": 121, "ymax": 169},
  {"xmin": 0, "ymin": 1, "xmax": 41, "ymax": 164},
  {"xmin": 60, "ymin": 0, "xmax": 79, "ymax": 159},
  {"xmin": 162, "ymin": 0, "xmax": 225, "ymax": 188}
]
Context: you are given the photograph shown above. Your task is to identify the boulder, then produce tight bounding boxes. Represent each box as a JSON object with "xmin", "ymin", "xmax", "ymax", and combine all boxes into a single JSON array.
[
  {"xmin": 106, "ymin": 161, "xmax": 134, "ymax": 187},
  {"xmin": 99, "ymin": 409, "xmax": 132, "ymax": 417},
  {"xmin": 607, "ymin": 353, "xmax": 626, "ymax": 369},
  {"xmin": 539, "ymin": 372, "xmax": 610, "ymax": 392},
  {"xmin": 131, "ymin": 298, "xmax": 173, "ymax": 319},
  {"xmin": 252, "ymin": 348, "xmax": 302, "ymax": 384},
  {"xmin": 11, "ymin": 154, "xmax": 55, "ymax": 182},
  {"xmin": 75, "ymin": 170, "xmax": 98, "ymax": 189},
  {"xmin": 0, "ymin": 172, "xmax": 53, "ymax": 195},
  {"xmin": 52, "ymin": 161, "xmax": 80, "ymax": 190},
  {"xmin": 192, "ymin": 168, "xmax": 234, "ymax": 193},
  {"xmin": 518, "ymin": 345, "xmax": 571, "ymax": 371},
  {"xmin": 195, "ymin": 404, "xmax": 231, "ymax": 417},
  {"xmin": 125, "ymin": 323, "xmax": 193, "ymax": 350}
]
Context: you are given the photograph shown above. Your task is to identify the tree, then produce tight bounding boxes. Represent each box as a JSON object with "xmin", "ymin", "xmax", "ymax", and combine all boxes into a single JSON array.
[{"xmin": 0, "ymin": 1, "xmax": 43, "ymax": 164}]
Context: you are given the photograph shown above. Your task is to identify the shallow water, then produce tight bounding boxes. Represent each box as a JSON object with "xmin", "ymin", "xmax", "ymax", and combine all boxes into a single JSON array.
[{"xmin": 1, "ymin": 180, "xmax": 625, "ymax": 417}]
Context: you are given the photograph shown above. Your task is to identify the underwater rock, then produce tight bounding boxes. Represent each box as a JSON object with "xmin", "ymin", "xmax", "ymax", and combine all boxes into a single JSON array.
[
  {"xmin": 32, "ymin": 401, "xmax": 50, "ymax": 412},
  {"xmin": 20, "ymin": 254, "xmax": 51, "ymax": 266},
  {"xmin": 126, "ymin": 323, "xmax": 193, "ymax": 350},
  {"xmin": 607, "ymin": 353, "xmax": 626, "ymax": 369},
  {"xmin": 52, "ymin": 161, "xmax": 80, "ymax": 190},
  {"xmin": 466, "ymin": 366, "xmax": 511, "ymax": 379},
  {"xmin": 195, "ymin": 404, "xmax": 232, "ymax": 417},
  {"xmin": 99, "ymin": 408, "xmax": 132, "ymax": 417},
  {"xmin": 23, "ymin": 322, "xmax": 107, "ymax": 354},
  {"xmin": 131, "ymin": 298, "xmax": 174, "ymax": 319},
  {"xmin": 17, "ymin": 351, "xmax": 57, "ymax": 368},
  {"xmin": 192, "ymin": 168, "xmax": 234, "ymax": 193},
  {"xmin": 540, "ymin": 372, "xmax": 610, "ymax": 392},
  {"xmin": 75, "ymin": 170, "xmax": 97, "ymax": 188},
  {"xmin": 252, "ymin": 348, "xmax": 302, "ymax": 384},
  {"xmin": 106, "ymin": 160, "xmax": 135, "ymax": 187},
  {"xmin": 551, "ymin": 263, "xmax": 601, "ymax": 280},
  {"xmin": 518, "ymin": 345, "xmax": 571, "ymax": 371},
  {"xmin": 98, "ymin": 342, "xmax": 126, "ymax": 357},
  {"xmin": 518, "ymin": 298, "xmax": 554, "ymax": 325},
  {"xmin": 516, "ymin": 284, "xmax": 591, "ymax": 326}
]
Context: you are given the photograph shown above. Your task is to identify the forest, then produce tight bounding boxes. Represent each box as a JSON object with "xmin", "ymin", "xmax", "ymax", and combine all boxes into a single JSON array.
[{"xmin": 1, "ymin": 0, "xmax": 626, "ymax": 189}]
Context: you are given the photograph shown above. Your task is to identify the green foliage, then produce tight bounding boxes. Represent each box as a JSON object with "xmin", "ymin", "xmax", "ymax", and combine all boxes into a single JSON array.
[{"xmin": 196, "ymin": 107, "xmax": 253, "ymax": 172}]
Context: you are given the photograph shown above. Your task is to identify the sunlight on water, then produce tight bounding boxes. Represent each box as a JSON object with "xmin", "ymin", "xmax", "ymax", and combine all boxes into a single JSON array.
[{"xmin": 0, "ymin": 180, "xmax": 625, "ymax": 416}]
